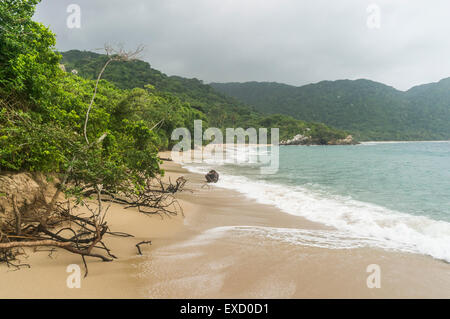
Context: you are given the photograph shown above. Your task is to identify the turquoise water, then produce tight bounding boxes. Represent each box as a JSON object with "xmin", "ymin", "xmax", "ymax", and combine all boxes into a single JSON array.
[
  {"xmin": 184, "ymin": 141, "xmax": 450, "ymax": 261},
  {"xmin": 263, "ymin": 142, "xmax": 450, "ymax": 222}
]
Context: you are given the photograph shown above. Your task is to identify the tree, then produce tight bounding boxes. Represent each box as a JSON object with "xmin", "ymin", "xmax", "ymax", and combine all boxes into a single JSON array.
[{"xmin": 0, "ymin": 0, "xmax": 61, "ymax": 111}]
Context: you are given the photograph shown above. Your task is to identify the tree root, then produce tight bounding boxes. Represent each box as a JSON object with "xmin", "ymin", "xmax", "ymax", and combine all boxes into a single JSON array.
[{"xmin": 0, "ymin": 175, "xmax": 187, "ymax": 276}]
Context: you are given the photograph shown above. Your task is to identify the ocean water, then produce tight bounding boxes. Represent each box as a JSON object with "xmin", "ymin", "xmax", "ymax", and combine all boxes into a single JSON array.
[{"xmin": 182, "ymin": 142, "xmax": 450, "ymax": 262}]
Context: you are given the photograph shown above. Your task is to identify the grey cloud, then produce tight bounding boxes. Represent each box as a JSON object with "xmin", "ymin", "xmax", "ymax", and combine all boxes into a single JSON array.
[{"xmin": 34, "ymin": 0, "xmax": 450, "ymax": 90}]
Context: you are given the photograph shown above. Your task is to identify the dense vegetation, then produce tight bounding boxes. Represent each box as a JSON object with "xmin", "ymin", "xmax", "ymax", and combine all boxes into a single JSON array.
[
  {"xmin": 211, "ymin": 79, "xmax": 450, "ymax": 141},
  {"xmin": 61, "ymin": 50, "xmax": 349, "ymax": 143},
  {"xmin": 0, "ymin": 0, "xmax": 350, "ymax": 181},
  {"xmin": 0, "ymin": 1, "xmax": 201, "ymax": 269},
  {"xmin": 0, "ymin": 0, "xmax": 203, "ymax": 194}
]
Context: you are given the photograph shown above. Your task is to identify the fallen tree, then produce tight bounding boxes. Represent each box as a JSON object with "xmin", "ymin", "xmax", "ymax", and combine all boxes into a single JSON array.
[{"xmin": 0, "ymin": 174, "xmax": 186, "ymax": 276}]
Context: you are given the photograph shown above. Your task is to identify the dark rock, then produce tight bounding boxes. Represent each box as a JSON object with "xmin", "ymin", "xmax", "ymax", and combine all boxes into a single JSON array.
[{"xmin": 205, "ymin": 170, "xmax": 219, "ymax": 183}]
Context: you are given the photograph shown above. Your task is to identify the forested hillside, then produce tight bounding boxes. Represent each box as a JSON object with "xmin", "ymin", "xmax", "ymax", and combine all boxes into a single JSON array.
[
  {"xmin": 0, "ymin": 0, "xmax": 199, "ymax": 267},
  {"xmin": 61, "ymin": 50, "xmax": 349, "ymax": 143},
  {"xmin": 211, "ymin": 79, "xmax": 450, "ymax": 141}
]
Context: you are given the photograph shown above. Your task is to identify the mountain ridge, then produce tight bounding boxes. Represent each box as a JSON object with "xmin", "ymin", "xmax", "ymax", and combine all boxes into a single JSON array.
[
  {"xmin": 210, "ymin": 78, "xmax": 450, "ymax": 141},
  {"xmin": 60, "ymin": 50, "xmax": 351, "ymax": 144}
]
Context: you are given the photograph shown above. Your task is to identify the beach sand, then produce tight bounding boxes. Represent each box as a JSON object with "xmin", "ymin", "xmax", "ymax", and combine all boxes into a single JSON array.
[{"xmin": 2, "ymin": 154, "xmax": 450, "ymax": 298}]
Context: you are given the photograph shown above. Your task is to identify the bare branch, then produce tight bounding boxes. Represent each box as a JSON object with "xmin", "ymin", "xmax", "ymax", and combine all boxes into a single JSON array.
[{"xmin": 83, "ymin": 44, "xmax": 145, "ymax": 145}]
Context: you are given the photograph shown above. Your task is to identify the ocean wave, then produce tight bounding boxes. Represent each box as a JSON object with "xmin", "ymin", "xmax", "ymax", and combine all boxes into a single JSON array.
[
  {"xmin": 183, "ymin": 163, "xmax": 450, "ymax": 262},
  {"xmin": 170, "ymin": 225, "xmax": 418, "ymax": 251}
]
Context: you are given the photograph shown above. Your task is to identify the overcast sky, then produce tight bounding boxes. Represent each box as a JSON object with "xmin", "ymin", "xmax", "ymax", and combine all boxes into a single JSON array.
[{"xmin": 34, "ymin": 0, "xmax": 450, "ymax": 91}]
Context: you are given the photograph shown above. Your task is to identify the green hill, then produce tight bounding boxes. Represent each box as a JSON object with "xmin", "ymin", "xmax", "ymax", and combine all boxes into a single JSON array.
[
  {"xmin": 60, "ymin": 50, "xmax": 349, "ymax": 143},
  {"xmin": 210, "ymin": 79, "xmax": 450, "ymax": 141}
]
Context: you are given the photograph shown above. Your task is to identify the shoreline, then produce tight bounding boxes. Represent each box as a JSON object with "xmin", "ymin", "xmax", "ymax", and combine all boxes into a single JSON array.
[
  {"xmin": 150, "ymin": 156, "xmax": 450, "ymax": 298},
  {"xmin": 359, "ymin": 140, "xmax": 450, "ymax": 143},
  {"xmin": 2, "ymin": 155, "xmax": 450, "ymax": 298}
]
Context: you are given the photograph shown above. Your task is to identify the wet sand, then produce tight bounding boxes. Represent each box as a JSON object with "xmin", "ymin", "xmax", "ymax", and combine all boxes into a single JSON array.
[
  {"xmin": 2, "ymin": 157, "xmax": 450, "ymax": 298},
  {"xmin": 139, "ymin": 160, "xmax": 450, "ymax": 298}
]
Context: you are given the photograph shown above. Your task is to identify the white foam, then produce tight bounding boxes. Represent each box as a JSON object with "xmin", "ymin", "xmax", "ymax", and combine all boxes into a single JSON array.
[
  {"xmin": 183, "ymin": 163, "xmax": 450, "ymax": 262},
  {"xmin": 178, "ymin": 225, "xmax": 418, "ymax": 251},
  {"xmin": 361, "ymin": 141, "xmax": 450, "ymax": 145}
]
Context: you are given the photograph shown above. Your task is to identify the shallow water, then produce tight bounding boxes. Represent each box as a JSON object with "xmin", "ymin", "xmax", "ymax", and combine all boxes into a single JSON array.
[{"xmin": 183, "ymin": 142, "xmax": 450, "ymax": 262}]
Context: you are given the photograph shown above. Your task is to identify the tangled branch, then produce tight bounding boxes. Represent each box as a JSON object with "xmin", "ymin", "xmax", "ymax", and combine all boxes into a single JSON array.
[
  {"xmin": 84, "ymin": 176, "xmax": 187, "ymax": 218},
  {"xmin": 0, "ymin": 174, "xmax": 187, "ymax": 274},
  {"xmin": 0, "ymin": 194, "xmax": 115, "ymax": 276}
]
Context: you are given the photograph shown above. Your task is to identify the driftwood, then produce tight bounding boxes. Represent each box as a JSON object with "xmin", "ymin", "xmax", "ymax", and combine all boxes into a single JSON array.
[
  {"xmin": 0, "ymin": 196, "xmax": 115, "ymax": 275},
  {"xmin": 136, "ymin": 240, "xmax": 152, "ymax": 255},
  {"xmin": 83, "ymin": 176, "xmax": 186, "ymax": 218},
  {"xmin": 0, "ymin": 174, "xmax": 187, "ymax": 275},
  {"xmin": 0, "ymin": 240, "xmax": 72, "ymax": 249}
]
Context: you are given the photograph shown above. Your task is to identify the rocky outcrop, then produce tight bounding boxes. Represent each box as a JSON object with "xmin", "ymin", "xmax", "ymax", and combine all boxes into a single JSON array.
[
  {"xmin": 280, "ymin": 134, "xmax": 312, "ymax": 145},
  {"xmin": 328, "ymin": 135, "xmax": 359, "ymax": 145},
  {"xmin": 281, "ymin": 133, "xmax": 359, "ymax": 146}
]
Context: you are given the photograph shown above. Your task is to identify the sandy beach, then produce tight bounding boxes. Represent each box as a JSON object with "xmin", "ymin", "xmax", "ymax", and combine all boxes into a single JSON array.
[{"xmin": 2, "ymin": 154, "xmax": 450, "ymax": 299}]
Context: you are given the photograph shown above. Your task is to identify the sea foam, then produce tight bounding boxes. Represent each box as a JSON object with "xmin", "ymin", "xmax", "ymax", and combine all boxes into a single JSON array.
[{"xmin": 183, "ymin": 152, "xmax": 450, "ymax": 262}]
